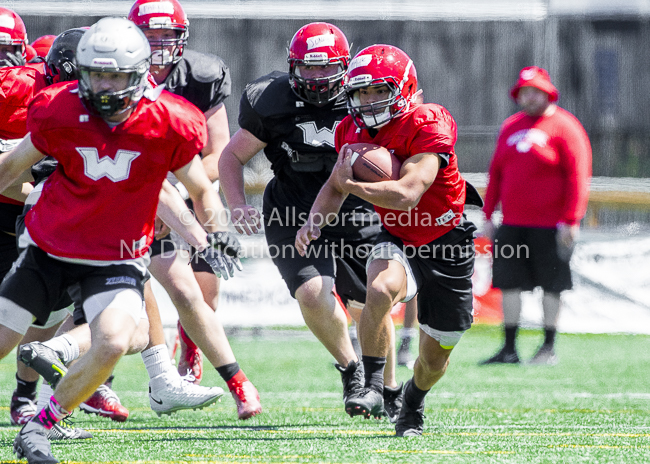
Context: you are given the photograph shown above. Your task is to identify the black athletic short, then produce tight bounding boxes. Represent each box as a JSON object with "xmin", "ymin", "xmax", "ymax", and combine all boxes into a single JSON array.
[
  {"xmin": 0, "ymin": 230, "xmax": 18, "ymax": 283},
  {"xmin": 264, "ymin": 220, "xmax": 375, "ymax": 305},
  {"xmin": 492, "ymin": 225, "xmax": 572, "ymax": 293},
  {"xmin": 374, "ymin": 220, "xmax": 477, "ymax": 332},
  {"xmin": 0, "ymin": 246, "xmax": 145, "ymax": 325}
]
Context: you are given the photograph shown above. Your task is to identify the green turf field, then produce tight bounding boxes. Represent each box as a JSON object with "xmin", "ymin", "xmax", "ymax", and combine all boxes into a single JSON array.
[{"xmin": 1, "ymin": 324, "xmax": 649, "ymax": 463}]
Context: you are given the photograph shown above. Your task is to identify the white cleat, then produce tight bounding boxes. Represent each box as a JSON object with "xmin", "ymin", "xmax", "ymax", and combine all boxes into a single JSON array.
[{"xmin": 148, "ymin": 372, "xmax": 224, "ymax": 416}]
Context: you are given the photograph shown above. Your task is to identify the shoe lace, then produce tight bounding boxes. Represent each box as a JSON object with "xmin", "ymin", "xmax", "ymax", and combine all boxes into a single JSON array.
[
  {"xmin": 96, "ymin": 384, "xmax": 121, "ymax": 404},
  {"xmin": 180, "ymin": 370, "xmax": 197, "ymax": 384}
]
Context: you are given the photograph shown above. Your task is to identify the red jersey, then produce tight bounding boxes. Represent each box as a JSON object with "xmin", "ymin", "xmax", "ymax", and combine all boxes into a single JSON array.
[
  {"xmin": 0, "ymin": 62, "xmax": 48, "ymax": 140},
  {"xmin": 25, "ymin": 82, "xmax": 206, "ymax": 261},
  {"xmin": 335, "ymin": 104, "xmax": 467, "ymax": 247},
  {"xmin": 483, "ymin": 106, "xmax": 591, "ymax": 227},
  {"xmin": 0, "ymin": 62, "xmax": 49, "ymax": 206}
]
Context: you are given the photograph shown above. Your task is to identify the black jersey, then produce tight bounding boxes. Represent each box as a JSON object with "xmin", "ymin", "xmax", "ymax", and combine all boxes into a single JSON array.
[
  {"xmin": 239, "ymin": 71, "xmax": 380, "ymax": 239},
  {"xmin": 163, "ymin": 49, "xmax": 231, "ymax": 113}
]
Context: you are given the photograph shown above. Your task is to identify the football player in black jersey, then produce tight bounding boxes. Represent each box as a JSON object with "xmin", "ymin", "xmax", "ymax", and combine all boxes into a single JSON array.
[
  {"xmin": 219, "ymin": 22, "xmax": 403, "ymax": 420},
  {"xmin": 128, "ymin": 0, "xmax": 262, "ymax": 419}
]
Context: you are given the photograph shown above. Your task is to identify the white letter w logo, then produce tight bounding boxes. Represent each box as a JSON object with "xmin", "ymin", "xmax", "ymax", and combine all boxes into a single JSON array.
[
  {"xmin": 297, "ymin": 121, "xmax": 339, "ymax": 147},
  {"xmin": 76, "ymin": 148, "xmax": 141, "ymax": 182}
]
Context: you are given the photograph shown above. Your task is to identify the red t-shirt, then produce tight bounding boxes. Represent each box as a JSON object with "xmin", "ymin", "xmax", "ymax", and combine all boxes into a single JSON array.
[
  {"xmin": 25, "ymin": 82, "xmax": 207, "ymax": 261},
  {"xmin": 0, "ymin": 62, "xmax": 49, "ymax": 206},
  {"xmin": 335, "ymin": 104, "xmax": 467, "ymax": 247},
  {"xmin": 483, "ymin": 107, "xmax": 592, "ymax": 227}
]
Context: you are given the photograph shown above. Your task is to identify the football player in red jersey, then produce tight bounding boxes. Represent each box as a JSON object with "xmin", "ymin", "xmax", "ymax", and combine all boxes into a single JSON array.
[
  {"xmin": 220, "ymin": 23, "xmax": 404, "ymax": 421},
  {"xmin": 296, "ymin": 45, "xmax": 481, "ymax": 436},
  {"xmin": 0, "ymin": 7, "xmax": 27, "ymax": 68},
  {"xmin": 8, "ymin": 28, "xmax": 226, "ymax": 430},
  {"xmin": 127, "ymin": 0, "xmax": 262, "ymax": 419},
  {"xmin": 0, "ymin": 18, "xmax": 240, "ymax": 463}
]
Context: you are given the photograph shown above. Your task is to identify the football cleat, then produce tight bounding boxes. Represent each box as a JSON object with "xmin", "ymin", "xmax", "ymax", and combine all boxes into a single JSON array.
[
  {"xmin": 229, "ymin": 379, "xmax": 262, "ymax": 420},
  {"xmin": 14, "ymin": 421, "xmax": 59, "ymax": 464},
  {"xmin": 383, "ymin": 383, "xmax": 404, "ymax": 423},
  {"xmin": 395, "ymin": 381, "xmax": 425, "ymax": 437},
  {"xmin": 148, "ymin": 372, "xmax": 224, "ymax": 416},
  {"xmin": 47, "ymin": 416, "xmax": 93, "ymax": 441},
  {"xmin": 335, "ymin": 360, "xmax": 364, "ymax": 405},
  {"xmin": 528, "ymin": 346, "xmax": 559, "ymax": 366},
  {"xmin": 10, "ymin": 392, "xmax": 37, "ymax": 426},
  {"xmin": 479, "ymin": 347, "xmax": 520, "ymax": 365},
  {"xmin": 177, "ymin": 321, "xmax": 203, "ymax": 384},
  {"xmin": 345, "ymin": 388, "xmax": 384, "ymax": 419},
  {"xmin": 18, "ymin": 342, "xmax": 67, "ymax": 388},
  {"xmin": 80, "ymin": 384, "xmax": 129, "ymax": 422}
]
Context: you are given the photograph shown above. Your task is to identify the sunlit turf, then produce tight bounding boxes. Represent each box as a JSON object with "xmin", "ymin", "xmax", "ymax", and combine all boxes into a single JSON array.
[{"xmin": 1, "ymin": 324, "xmax": 649, "ymax": 463}]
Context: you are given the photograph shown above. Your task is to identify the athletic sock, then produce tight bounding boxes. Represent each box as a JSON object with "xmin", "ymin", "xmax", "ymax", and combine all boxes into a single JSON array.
[
  {"xmin": 404, "ymin": 377, "xmax": 429, "ymax": 409},
  {"xmin": 216, "ymin": 362, "xmax": 240, "ymax": 384},
  {"xmin": 37, "ymin": 383, "xmax": 53, "ymax": 411},
  {"xmin": 504, "ymin": 325, "xmax": 518, "ymax": 353},
  {"xmin": 15, "ymin": 374, "xmax": 38, "ymax": 400},
  {"xmin": 226, "ymin": 368, "xmax": 248, "ymax": 391},
  {"xmin": 42, "ymin": 334, "xmax": 79, "ymax": 365},
  {"xmin": 543, "ymin": 328, "xmax": 556, "ymax": 348},
  {"xmin": 400, "ymin": 327, "xmax": 418, "ymax": 339},
  {"xmin": 141, "ymin": 344, "xmax": 174, "ymax": 379},
  {"xmin": 361, "ymin": 355, "xmax": 386, "ymax": 393},
  {"xmin": 178, "ymin": 323, "xmax": 198, "ymax": 350},
  {"xmin": 32, "ymin": 396, "xmax": 69, "ymax": 430}
]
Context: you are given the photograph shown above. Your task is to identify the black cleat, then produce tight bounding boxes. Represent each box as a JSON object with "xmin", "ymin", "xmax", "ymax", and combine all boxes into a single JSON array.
[
  {"xmin": 19, "ymin": 343, "xmax": 67, "ymax": 388},
  {"xmin": 14, "ymin": 421, "xmax": 59, "ymax": 464},
  {"xmin": 479, "ymin": 347, "xmax": 520, "ymax": 365},
  {"xmin": 345, "ymin": 388, "xmax": 384, "ymax": 419},
  {"xmin": 383, "ymin": 383, "xmax": 404, "ymax": 423},
  {"xmin": 335, "ymin": 360, "xmax": 364, "ymax": 405},
  {"xmin": 395, "ymin": 380, "xmax": 425, "ymax": 437}
]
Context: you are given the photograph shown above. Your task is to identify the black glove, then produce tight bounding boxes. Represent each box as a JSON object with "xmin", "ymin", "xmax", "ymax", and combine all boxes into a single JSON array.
[
  {"xmin": 199, "ymin": 232, "xmax": 243, "ymax": 280},
  {"xmin": 0, "ymin": 51, "xmax": 25, "ymax": 68}
]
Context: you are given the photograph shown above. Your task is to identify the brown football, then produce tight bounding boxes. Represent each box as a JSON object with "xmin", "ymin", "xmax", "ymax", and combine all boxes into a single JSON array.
[{"xmin": 348, "ymin": 143, "xmax": 401, "ymax": 182}]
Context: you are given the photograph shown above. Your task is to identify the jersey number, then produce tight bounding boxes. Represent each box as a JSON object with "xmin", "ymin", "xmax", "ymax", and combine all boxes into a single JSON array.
[{"xmin": 76, "ymin": 148, "xmax": 141, "ymax": 182}]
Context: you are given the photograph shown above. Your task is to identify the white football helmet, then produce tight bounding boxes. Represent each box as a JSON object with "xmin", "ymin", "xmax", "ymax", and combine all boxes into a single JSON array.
[{"xmin": 76, "ymin": 17, "xmax": 151, "ymax": 118}]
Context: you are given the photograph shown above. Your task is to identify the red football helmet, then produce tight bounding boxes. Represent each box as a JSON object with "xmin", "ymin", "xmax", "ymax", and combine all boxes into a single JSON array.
[
  {"xmin": 344, "ymin": 44, "xmax": 418, "ymax": 130},
  {"xmin": 0, "ymin": 7, "xmax": 27, "ymax": 66},
  {"xmin": 32, "ymin": 35, "xmax": 57, "ymax": 58},
  {"xmin": 128, "ymin": 0, "xmax": 188, "ymax": 65},
  {"xmin": 288, "ymin": 22, "xmax": 350, "ymax": 106}
]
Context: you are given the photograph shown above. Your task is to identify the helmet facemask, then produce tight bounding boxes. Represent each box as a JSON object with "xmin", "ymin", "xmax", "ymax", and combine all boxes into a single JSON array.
[
  {"xmin": 289, "ymin": 55, "xmax": 347, "ymax": 106},
  {"xmin": 78, "ymin": 61, "xmax": 150, "ymax": 118},
  {"xmin": 143, "ymin": 24, "xmax": 187, "ymax": 66},
  {"xmin": 346, "ymin": 80, "xmax": 408, "ymax": 130}
]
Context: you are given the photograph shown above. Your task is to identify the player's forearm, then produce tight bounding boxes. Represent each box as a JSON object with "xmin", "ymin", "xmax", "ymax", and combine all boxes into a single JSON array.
[
  {"xmin": 345, "ymin": 179, "xmax": 421, "ymax": 211},
  {"xmin": 157, "ymin": 182, "xmax": 209, "ymax": 250},
  {"xmin": 308, "ymin": 181, "xmax": 348, "ymax": 227},
  {"xmin": 218, "ymin": 150, "xmax": 248, "ymax": 209},
  {"xmin": 193, "ymin": 189, "xmax": 229, "ymax": 233}
]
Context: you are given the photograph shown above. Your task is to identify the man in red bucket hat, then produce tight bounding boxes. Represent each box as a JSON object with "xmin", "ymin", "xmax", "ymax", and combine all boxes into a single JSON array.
[{"xmin": 480, "ymin": 66, "xmax": 592, "ymax": 366}]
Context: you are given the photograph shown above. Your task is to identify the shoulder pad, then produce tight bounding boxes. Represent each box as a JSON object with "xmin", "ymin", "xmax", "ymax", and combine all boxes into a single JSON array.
[
  {"xmin": 182, "ymin": 49, "xmax": 228, "ymax": 84},
  {"xmin": 244, "ymin": 71, "xmax": 295, "ymax": 118}
]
